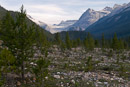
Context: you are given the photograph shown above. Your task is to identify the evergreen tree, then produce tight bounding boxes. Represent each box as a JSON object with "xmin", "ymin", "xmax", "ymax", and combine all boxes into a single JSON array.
[
  {"xmin": 102, "ymin": 33, "xmax": 105, "ymax": 48},
  {"xmin": 0, "ymin": 6, "xmax": 36, "ymax": 84},
  {"xmin": 32, "ymin": 20, "xmax": 53, "ymax": 87},
  {"xmin": 32, "ymin": 58, "xmax": 50, "ymax": 87},
  {"xmin": 65, "ymin": 32, "xmax": 71, "ymax": 49},
  {"xmin": 95, "ymin": 40, "xmax": 99, "ymax": 48},
  {"xmin": 0, "ymin": 49, "xmax": 16, "ymax": 86},
  {"xmin": 84, "ymin": 33, "xmax": 95, "ymax": 50},
  {"xmin": 71, "ymin": 38, "xmax": 81, "ymax": 48},
  {"xmin": 89, "ymin": 37, "xmax": 95, "ymax": 50},
  {"xmin": 112, "ymin": 33, "xmax": 119, "ymax": 50},
  {"xmin": 72, "ymin": 40, "xmax": 77, "ymax": 48},
  {"xmin": 61, "ymin": 41, "xmax": 66, "ymax": 51},
  {"xmin": 105, "ymin": 40, "xmax": 111, "ymax": 48},
  {"xmin": 124, "ymin": 41, "xmax": 128, "ymax": 49},
  {"xmin": 119, "ymin": 39, "xmax": 124, "ymax": 49},
  {"xmin": 84, "ymin": 37, "xmax": 89, "ymax": 50},
  {"xmin": 35, "ymin": 27, "xmax": 48, "ymax": 53},
  {"xmin": 119, "ymin": 64, "xmax": 126, "ymax": 77},
  {"xmin": 77, "ymin": 38, "xmax": 81, "ymax": 46},
  {"xmin": 116, "ymin": 54, "xmax": 120, "ymax": 64},
  {"xmin": 55, "ymin": 33, "xmax": 61, "ymax": 45},
  {"xmin": 85, "ymin": 56, "xmax": 93, "ymax": 72}
]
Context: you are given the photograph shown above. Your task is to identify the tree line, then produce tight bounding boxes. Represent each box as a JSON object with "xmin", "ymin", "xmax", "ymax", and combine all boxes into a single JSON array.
[{"xmin": 54, "ymin": 32, "xmax": 129, "ymax": 51}]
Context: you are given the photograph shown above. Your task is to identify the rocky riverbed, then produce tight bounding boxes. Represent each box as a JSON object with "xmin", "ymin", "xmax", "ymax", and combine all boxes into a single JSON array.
[{"xmin": 45, "ymin": 45, "xmax": 130, "ymax": 87}]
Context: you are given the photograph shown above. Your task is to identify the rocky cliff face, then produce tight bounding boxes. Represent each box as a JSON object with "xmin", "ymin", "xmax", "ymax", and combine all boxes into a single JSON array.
[{"xmin": 67, "ymin": 7, "xmax": 112, "ymax": 31}]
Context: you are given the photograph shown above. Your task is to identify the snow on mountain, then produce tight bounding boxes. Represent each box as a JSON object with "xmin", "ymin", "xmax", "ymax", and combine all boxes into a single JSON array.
[
  {"xmin": 102, "ymin": 6, "xmax": 113, "ymax": 12},
  {"xmin": 85, "ymin": 3, "xmax": 130, "ymax": 38},
  {"xmin": 67, "ymin": 8, "xmax": 111, "ymax": 31},
  {"xmin": 54, "ymin": 20, "xmax": 77, "ymax": 27},
  {"xmin": 50, "ymin": 20, "xmax": 77, "ymax": 33},
  {"xmin": 27, "ymin": 15, "xmax": 44, "ymax": 26},
  {"xmin": 27, "ymin": 15, "xmax": 77, "ymax": 33},
  {"xmin": 108, "ymin": 3, "xmax": 130, "ymax": 17},
  {"xmin": 27, "ymin": 15, "xmax": 52, "ymax": 32}
]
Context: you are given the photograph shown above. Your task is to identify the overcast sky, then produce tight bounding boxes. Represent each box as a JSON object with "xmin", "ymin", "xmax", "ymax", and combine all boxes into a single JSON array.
[{"xmin": 0, "ymin": 0, "xmax": 130, "ymax": 25}]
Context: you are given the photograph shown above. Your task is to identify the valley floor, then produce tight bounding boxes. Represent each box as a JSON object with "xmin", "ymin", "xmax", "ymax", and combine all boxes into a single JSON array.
[{"xmin": 45, "ymin": 46, "xmax": 130, "ymax": 87}]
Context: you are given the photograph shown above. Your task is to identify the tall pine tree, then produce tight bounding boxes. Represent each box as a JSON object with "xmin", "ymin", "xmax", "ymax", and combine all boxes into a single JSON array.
[
  {"xmin": 112, "ymin": 33, "xmax": 119, "ymax": 50},
  {"xmin": 55, "ymin": 33, "xmax": 61, "ymax": 45},
  {"xmin": 65, "ymin": 32, "xmax": 71, "ymax": 49},
  {"xmin": 102, "ymin": 33, "xmax": 105, "ymax": 49},
  {"xmin": 0, "ymin": 5, "xmax": 36, "ymax": 84},
  {"xmin": 84, "ymin": 33, "xmax": 95, "ymax": 50}
]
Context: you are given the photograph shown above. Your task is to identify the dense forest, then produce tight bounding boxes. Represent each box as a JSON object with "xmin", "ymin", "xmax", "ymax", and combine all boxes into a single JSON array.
[{"xmin": 0, "ymin": 6, "xmax": 130, "ymax": 87}]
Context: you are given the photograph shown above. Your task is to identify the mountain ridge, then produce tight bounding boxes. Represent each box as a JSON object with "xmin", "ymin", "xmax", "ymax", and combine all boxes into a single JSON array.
[
  {"xmin": 85, "ymin": 5, "xmax": 130, "ymax": 38},
  {"xmin": 0, "ymin": 5, "xmax": 54, "ymax": 40},
  {"xmin": 66, "ymin": 6, "xmax": 112, "ymax": 31}
]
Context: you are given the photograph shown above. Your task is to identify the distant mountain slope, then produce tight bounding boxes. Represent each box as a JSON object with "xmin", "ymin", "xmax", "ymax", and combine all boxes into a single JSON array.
[
  {"xmin": 66, "ymin": 3, "xmax": 130, "ymax": 32},
  {"xmin": 85, "ymin": 7, "xmax": 130, "ymax": 38},
  {"xmin": 0, "ymin": 5, "xmax": 53, "ymax": 40},
  {"xmin": 60, "ymin": 3, "xmax": 130, "ymax": 40},
  {"xmin": 27, "ymin": 15, "xmax": 53, "ymax": 33},
  {"xmin": 54, "ymin": 20, "xmax": 77, "ymax": 27},
  {"xmin": 67, "ymin": 8, "xmax": 112, "ymax": 31},
  {"xmin": 108, "ymin": 3, "xmax": 130, "ymax": 17},
  {"xmin": 50, "ymin": 20, "xmax": 77, "ymax": 33},
  {"xmin": 28, "ymin": 17, "xmax": 77, "ymax": 33}
]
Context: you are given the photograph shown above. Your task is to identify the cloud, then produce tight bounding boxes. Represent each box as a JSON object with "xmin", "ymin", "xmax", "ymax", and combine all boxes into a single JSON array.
[
  {"xmin": 63, "ymin": 0, "xmax": 114, "ymax": 6},
  {"xmin": 25, "ymin": 4, "xmax": 70, "ymax": 24},
  {"xmin": 28, "ymin": 5, "xmax": 81, "ymax": 24},
  {"xmin": 26, "ymin": 4, "xmax": 67, "ymax": 14}
]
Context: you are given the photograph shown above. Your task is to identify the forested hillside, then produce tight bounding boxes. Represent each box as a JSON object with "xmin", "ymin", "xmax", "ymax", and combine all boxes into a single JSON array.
[{"xmin": 0, "ymin": 5, "xmax": 53, "ymax": 40}]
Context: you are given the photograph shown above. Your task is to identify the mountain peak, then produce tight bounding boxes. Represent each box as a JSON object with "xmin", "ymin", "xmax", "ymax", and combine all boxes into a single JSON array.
[
  {"xmin": 69, "ymin": 7, "xmax": 110, "ymax": 31},
  {"xmin": 113, "ymin": 4, "xmax": 121, "ymax": 9},
  {"xmin": 103, "ymin": 6, "xmax": 113, "ymax": 12},
  {"xmin": 87, "ymin": 8, "xmax": 94, "ymax": 12}
]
